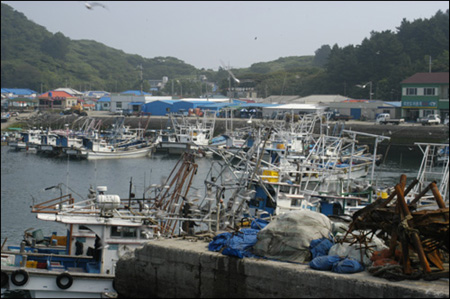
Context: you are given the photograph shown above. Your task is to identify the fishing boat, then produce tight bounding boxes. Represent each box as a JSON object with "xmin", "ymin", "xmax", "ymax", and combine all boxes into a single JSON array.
[
  {"xmin": 1, "ymin": 184, "xmax": 160, "ymax": 298},
  {"xmin": 156, "ymin": 111, "xmax": 216, "ymax": 154},
  {"xmin": 79, "ymin": 139, "xmax": 155, "ymax": 160},
  {"xmin": 202, "ymin": 119, "xmax": 391, "ymax": 222},
  {"xmin": 0, "ymin": 153, "xmax": 226, "ymax": 298}
]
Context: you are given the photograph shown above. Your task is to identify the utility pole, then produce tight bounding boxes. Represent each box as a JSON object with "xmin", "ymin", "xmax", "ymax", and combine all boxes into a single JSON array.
[
  {"xmin": 137, "ymin": 64, "xmax": 143, "ymax": 93},
  {"xmin": 429, "ymin": 56, "xmax": 432, "ymax": 73}
]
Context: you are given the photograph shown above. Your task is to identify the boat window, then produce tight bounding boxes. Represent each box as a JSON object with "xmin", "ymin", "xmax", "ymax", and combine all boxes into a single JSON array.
[{"xmin": 111, "ymin": 226, "xmax": 137, "ymax": 238}]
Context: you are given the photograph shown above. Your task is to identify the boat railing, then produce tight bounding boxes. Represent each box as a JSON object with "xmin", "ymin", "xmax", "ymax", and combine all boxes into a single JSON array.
[{"xmin": 32, "ymin": 194, "xmax": 75, "ymax": 214}]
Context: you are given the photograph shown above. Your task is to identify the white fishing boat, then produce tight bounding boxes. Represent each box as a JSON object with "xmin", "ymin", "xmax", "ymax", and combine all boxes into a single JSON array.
[
  {"xmin": 81, "ymin": 141, "xmax": 155, "ymax": 160},
  {"xmin": 1, "ymin": 153, "xmax": 226, "ymax": 298},
  {"xmin": 1, "ymin": 185, "xmax": 159, "ymax": 298},
  {"xmin": 156, "ymin": 111, "xmax": 216, "ymax": 154}
]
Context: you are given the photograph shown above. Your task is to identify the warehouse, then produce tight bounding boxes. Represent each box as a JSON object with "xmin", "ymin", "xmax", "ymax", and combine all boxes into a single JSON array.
[
  {"xmin": 141, "ymin": 100, "xmax": 175, "ymax": 116},
  {"xmin": 262, "ymin": 103, "xmax": 326, "ymax": 118}
]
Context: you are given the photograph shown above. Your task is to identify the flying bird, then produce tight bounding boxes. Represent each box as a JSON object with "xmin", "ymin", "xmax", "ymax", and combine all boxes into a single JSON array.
[
  {"xmin": 254, "ymin": 37, "xmax": 257, "ymax": 40},
  {"xmin": 83, "ymin": 1, "xmax": 108, "ymax": 10}
]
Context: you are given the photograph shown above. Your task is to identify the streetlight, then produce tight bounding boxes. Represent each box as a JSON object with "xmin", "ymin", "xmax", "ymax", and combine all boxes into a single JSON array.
[{"xmin": 356, "ymin": 81, "xmax": 373, "ymax": 101}]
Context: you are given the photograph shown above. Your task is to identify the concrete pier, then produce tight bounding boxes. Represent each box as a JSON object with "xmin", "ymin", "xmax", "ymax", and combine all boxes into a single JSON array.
[{"xmin": 114, "ymin": 238, "xmax": 449, "ymax": 298}]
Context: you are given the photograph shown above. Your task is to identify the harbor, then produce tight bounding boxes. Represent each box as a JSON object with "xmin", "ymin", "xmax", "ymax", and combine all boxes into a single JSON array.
[
  {"xmin": 1, "ymin": 113, "xmax": 448, "ymax": 297},
  {"xmin": 2, "ymin": 1, "xmax": 449, "ymax": 297}
]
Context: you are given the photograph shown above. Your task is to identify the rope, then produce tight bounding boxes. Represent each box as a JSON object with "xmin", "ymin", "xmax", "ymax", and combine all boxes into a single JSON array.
[{"xmin": 368, "ymin": 264, "xmax": 422, "ymax": 281}]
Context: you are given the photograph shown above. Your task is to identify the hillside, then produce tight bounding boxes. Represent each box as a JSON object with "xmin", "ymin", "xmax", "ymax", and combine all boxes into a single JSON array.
[
  {"xmin": 1, "ymin": 3, "xmax": 199, "ymax": 92},
  {"xmin": 2, "ymin": 3, "xmax": 448, "ymax": 101}
]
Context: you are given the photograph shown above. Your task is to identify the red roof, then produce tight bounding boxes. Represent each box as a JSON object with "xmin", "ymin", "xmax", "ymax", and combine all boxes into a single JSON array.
[
  {"xmin": 401, "ymin": 72, "xmax": 449, "ymax": 84},
  {"xmin": 39, "ymin": 91, "xmax": 76, "ymax": 98}
]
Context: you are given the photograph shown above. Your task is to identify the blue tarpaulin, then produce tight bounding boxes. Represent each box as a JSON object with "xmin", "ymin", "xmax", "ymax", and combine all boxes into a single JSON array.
[
  {"xmin": 309, "ymin": 255, "xmax": 343, "ymax": 271},
  {"xmin": 332, "ymin": 258, "xmax": 365, "ymax": 274},
  {"xmin": 310, "ymin": 237, "xmax": 334, "ymax": 259},
  {"xmin": 209, "ymin": 228, "xmax": 259, "ymax": 258},
  {"xmin": 208, "ymin": 219, "xmax": 268, "ymax": 258}
]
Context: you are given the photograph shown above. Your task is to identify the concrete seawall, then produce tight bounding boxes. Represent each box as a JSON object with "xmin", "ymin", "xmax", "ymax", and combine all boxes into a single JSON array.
[
  {"xmin": 4, "ymin": 112, "xmax": 448, "ymax": 146},
  {"xmin": 114, "ymin": 238, "xmax": 449, "ymax": 298}
]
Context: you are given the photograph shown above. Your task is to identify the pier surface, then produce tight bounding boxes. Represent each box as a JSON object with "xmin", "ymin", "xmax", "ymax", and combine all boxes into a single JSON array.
[{"xmin": 114, "ymin": 238, "xmax": 449, "ymax": 298}]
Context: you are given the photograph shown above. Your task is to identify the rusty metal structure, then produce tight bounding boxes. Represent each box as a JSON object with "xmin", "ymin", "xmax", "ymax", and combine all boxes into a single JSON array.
[
  {"xmin": 345, "ymin": 174, "xmax": 449, "ymax": 279},
  {"xmin": 144, "ymin": 152, "xmax": 199, "ymax": 236}
]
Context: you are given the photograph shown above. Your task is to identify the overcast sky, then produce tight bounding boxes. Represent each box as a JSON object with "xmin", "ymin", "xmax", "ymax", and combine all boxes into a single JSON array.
[{"xmin": 3, "ymin": 1, "xmax": 449, "ymax": 70}]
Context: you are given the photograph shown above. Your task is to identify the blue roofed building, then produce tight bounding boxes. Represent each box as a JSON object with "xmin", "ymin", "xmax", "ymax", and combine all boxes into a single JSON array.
[
  {"xmin": 120, "ymin": 90, "xmax": 152, "ymax": 96},
  {"xmin": 97, "ymin": 96, "xmax": 111, "ymax": 111},
  {"xmin": 1, "ymin": 88, "xmax": 38, "ymax": 98},
  {"xmin": 141, "ymin": 100, "xmax": 175, "ymax": 116}
]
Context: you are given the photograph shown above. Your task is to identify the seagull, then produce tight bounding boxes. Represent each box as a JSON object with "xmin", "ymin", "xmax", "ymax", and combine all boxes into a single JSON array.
[
  {"xmin": 83, "ymin": 1, "xmax": 108, "ymax": 10},
  {"xmin": 254, "ymin": 37, "xmax": 257, "ymax": 40}
]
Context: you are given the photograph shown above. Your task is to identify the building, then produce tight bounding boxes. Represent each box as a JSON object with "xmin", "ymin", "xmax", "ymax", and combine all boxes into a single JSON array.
[
  {"xmin": 293, "ymin": 94, "xmax": 353, "ymax": 104},
  {"xmin": 148, "ymin": 77, "xmax": 168, "ymax": 92},
  {"xmin": 262, "ymin": 103, "xmax": 326, "ymax": 118},
  {"xmin": 110, "ymin": 93, "xmax": 171, "ymax": 113},
  {"xmin": 400, "ymin": 72, "xmax": 449, "ymax": 121},
  {"xmin": 1, "ymin": 88, "xmax": 38, "ymax": 99},
  {"xmin": 325, "ymin": 99, "xmax": 401, "ymax": 120},
  {"xmin": 97, "ymin": 96, "xmax": 111, "ymax": 111},
  {"xmin": 54, "ymin": 88, "xmax": 84, "ymax": 98},
  {"xmin": 38, "ymin": 91, "xmax": 78, "ymax": 110},
  {"xmin": 262, "ymin": 95, "xmax": 301, "ymax": 104}
]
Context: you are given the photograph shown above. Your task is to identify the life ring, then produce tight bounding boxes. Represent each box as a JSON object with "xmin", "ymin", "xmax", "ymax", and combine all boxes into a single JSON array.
[
  {"xmin": 11, "ymin": 269, "xmax": 29, "ymax": 286},
  {"xmin": 1, "ymin": 271, "xmax": 8, "ymax": 288},
  {"xmin": 56, "ymin": 272, "xmax": 73, "ymax": 289}
]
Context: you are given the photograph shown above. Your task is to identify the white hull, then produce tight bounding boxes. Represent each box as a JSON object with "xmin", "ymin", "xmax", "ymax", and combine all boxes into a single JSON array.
[
  {"xmin": 85, "ymin": 146, "xmax": 152, "ymax": 160},
  {"xmin": 2, "ymin": 266, "xmax": 113, "ymax": 298}
]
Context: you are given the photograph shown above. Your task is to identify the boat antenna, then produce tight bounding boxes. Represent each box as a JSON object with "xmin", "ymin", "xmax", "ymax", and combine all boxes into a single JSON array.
[
  {"xmin": 128, "ymin": 177, "xmax": 133, "ymax": 208},
  {"xmin": 65, "ymin": 149, "xmax": 70, "ymax": 195},
  {"xmin": 94, "ymin": 158, "xmax": 98, "ymax": 192}
]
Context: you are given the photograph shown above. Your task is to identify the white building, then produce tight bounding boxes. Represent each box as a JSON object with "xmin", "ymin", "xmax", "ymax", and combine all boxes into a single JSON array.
[
  {"xmin": 262, "ymin": 103, "xmax": 326, "ymax": 118},
  {"xmin": 110, "ymin": 94, "xmax": 173, "ymax": 113}
]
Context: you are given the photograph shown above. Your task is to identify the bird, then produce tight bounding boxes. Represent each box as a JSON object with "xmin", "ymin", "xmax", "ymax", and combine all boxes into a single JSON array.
[
  {"xmin": 83, "ymin": 1, "xmax": 108, "ymax": 10},
  {"xmin": 254, "ymin": 37, "xmax": 258, "ymax": 40}
]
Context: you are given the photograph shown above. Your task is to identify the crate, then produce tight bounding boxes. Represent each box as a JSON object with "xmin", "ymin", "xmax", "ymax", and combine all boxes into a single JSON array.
[
  {"xmin": 51, "ymin": 235, "xmax": 67, "ymax": 246},
  {"xmin": 261, "ymin": 170, "xmax": 279, "ymax": 182}
]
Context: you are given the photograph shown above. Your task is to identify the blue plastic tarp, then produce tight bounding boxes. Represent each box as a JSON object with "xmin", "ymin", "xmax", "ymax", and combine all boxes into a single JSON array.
[
  {"xmin": 310, "ymin": 238, "xmax": 334, "ymax": 259},
  {"xmin": 309, "ymin": 255, "xmax": 343, "ymax": 271},
  {"xmin": 251, "ymin": 218, "xmax": 269, "ymax": 230},
  {"xmin": 332, "ymin": 258, "xmax": 365, "ymax": 274},
  {"xmin": 209, "ymin": 228, "xmax": 259, "ymax": 258},
  {"xmin": 208, "ymin": 221, "xmax": 269, "ymax": 259}
]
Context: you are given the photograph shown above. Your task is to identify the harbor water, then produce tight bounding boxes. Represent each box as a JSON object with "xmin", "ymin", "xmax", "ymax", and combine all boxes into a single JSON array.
[
  {"xmin": 1, "ymin": 144, "xmax": 423, "ymax": 247},
  {"xmin": 0, "ymin": 144, "xmax": 439, "ymax": 298}
]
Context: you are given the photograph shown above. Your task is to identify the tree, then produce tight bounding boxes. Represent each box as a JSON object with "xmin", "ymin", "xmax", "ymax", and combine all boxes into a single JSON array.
[
  {"xmin": 40, "ymin": 32, "xmax": 70, "ymax": 60},
  {"xmin": 313, "ymin": 45, "xmax": 331, "ymax": 67}
]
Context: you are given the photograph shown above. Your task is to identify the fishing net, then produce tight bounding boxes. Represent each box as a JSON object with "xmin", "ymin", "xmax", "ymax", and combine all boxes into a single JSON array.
[{"xmin": 253, "ymin": 210, "xmax": 332, "ymax": 263}]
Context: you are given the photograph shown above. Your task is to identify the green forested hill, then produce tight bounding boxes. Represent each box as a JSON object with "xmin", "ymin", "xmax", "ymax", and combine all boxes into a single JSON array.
[
  {"xmin": 1, "ymin": 3, "xmax": 199, "ymax": 92},
  {"xmin": 2, "ymin": 3, "xmax": 449, "ymax": 101}
]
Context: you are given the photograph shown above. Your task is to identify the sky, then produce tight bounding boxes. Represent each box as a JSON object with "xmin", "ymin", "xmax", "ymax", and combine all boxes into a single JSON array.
[{"xmin": 3, "ymin": 1, "xmax": 449, "ymax": 70}]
